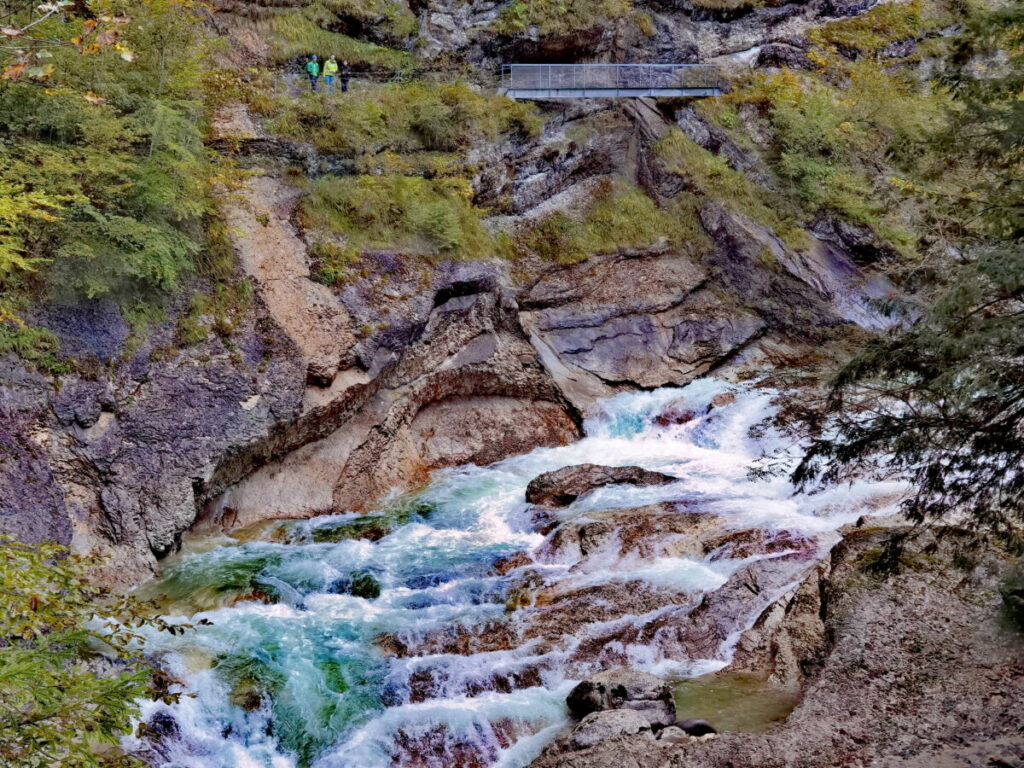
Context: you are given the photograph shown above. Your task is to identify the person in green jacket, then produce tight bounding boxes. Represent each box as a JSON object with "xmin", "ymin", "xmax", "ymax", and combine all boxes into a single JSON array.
[
  {"xmin": 305, "ymin": 54, "xmax": 320, "ymax": 92},
  {"xmin": 323, "ymin": 55, "xmax": 339, "ymax": 94}
]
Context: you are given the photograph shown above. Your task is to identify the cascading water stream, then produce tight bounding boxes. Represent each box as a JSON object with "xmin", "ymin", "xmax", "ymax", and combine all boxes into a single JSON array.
[{"xmin": 126, "ymin": 378, "xmax": 904, "ymax": 768}]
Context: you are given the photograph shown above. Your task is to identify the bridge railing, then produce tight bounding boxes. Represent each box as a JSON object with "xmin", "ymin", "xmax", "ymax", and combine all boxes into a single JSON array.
[{"xmin": 501, "ymin": 63, "xmax": 722, "ymax": 93}]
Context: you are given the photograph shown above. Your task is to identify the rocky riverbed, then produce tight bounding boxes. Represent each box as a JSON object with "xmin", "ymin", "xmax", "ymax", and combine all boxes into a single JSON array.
[
  {"xmin": 116, "ymin": 379, "xmax": 929, "ymax": 767},
  {"xmin": 2, "ymin": 0, "xmax": 1021, "ymax": 765}
]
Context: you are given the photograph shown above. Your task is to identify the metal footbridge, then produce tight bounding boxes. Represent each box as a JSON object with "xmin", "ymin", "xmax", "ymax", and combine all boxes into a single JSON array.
[{"xmin": 502, "ymin": 63, "xmax": 723, "ymax": 100}]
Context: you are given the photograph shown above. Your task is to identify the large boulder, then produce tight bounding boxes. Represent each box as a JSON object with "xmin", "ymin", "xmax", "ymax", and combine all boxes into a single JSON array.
[
  {"xmin": 566, "ymin": 668, "xmax": 677, "ymax": 728},
  {"xmin": 570, "ymin": 709, "xmax": 653, "ymax": 750},
  {"xmin": 526, "ymin": 464, "xmax": 677, "ymax": 508}
]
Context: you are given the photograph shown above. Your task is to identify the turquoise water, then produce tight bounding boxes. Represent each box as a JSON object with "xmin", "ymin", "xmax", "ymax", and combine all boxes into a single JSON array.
[{"xmin": 126, "ymin": 379, "xmax": 902, "ymax": 767}]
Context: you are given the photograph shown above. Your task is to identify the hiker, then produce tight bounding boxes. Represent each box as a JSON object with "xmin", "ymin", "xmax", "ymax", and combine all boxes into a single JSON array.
[
  {"xmin": 323, "ymin": 54, "xmax": 339, "ymax": 93},
  {"xmin": 340, "ymin": 60, "xmax": 351, "ymax": 93},
  {"xmin": 305, "ymin": 54, "xmax": 319, "ymax": 92}
]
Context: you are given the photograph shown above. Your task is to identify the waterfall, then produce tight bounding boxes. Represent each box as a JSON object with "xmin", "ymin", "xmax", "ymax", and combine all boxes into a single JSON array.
[{"xmin": 125, "ymin": 378, "xmax": 904, "ymax": 768}]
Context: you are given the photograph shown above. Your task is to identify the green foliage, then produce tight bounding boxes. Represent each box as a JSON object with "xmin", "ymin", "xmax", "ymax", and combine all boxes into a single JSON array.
[
  {"xmin": 937, "ymin": 2, "xmax": 1024, "ymax": 240},
  {"xmin": 507, "ymin": 177, "xmax": 710, "ymax": 264},
  {"xmin": 0, "ymin": 0, "xmax": 223, "ymax": 366},
  {"xmin": 302, "ymin": 174, "xmax": 492, "ymax": 259},
  {"xmin": 813, "ymin": 0, "xmax": 930, "ymax": 55},
  {"xmin": 0, "ymin": 321, "xmax": 70, "ymax": 375},
  {"xmin": 723, "ymin": 45, "xmax": 948, "ymax": 254},
  {"xmin": 268, "ymin": 80, "xmax": 541, "ymax": 156},
  {"xmin": 788, "ymin": 5, "xmax": 1024, "ymax": 550},
  {"xmin": 655, "ymin": 128, "xmax": 808, "ymax": 248},
  {"xmin": 177, "ymin": 280, "xmax": 253, "ymax": 346},
  {"xmin": 318, "ymin": 0, "xmax": 418, "ymax": 43},
  {"xmin": 260, "ymin": 9, "xmax": 413, "ymax": 71},
  {"xmin": 494, "ymin": 0, "xmax": 631, "ymax": 34},
  {"xmin": 1002, "ymin": 563, "xmax": 1024, "ymax": 630},
  {"xmin": 308, "ymin": 241, "xmax": 361, "ymax": 286},
  {"xmin": 0, "ymin": 536, "xmax": 194, "ymax": 768}
]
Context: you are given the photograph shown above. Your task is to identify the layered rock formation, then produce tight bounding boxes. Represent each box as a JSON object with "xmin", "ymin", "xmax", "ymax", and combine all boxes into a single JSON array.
[
  {"xmin": 528, "ymin": 527, "xmax": 1024, "ymax": 768},
  {"xmin": 0, "ymin": 0, "xmax": 898, "ymax": 588}
]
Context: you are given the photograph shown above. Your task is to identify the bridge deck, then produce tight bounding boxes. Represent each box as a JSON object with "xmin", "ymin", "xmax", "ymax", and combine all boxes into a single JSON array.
[{"xmin": 502, "ymin": 63, "xmax": 722, "ymax": 101}]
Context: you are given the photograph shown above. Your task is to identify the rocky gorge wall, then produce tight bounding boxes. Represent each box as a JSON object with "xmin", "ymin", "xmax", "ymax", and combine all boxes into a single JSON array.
[{"xmin": 0, "ymin": 0, "xmax": 902, "ymax": 589}]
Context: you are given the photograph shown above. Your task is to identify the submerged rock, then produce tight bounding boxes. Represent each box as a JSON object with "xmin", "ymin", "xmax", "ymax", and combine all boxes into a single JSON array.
[
  {"xmin": 566, "ymin": 668, "xmax": 677, "ymax": 728},
  {"xmin": 570, "ymin": 710, "xmax": 653, "ymax": 750},
  {"xmin": 525, "ymin": 464, "xmax": 677, "ymax": 508},
  {"xmin": 348, "ymin": 570, "xmax": 382, "ymax": 600},
  {"xmin": 677, "ymin": 717, "xmax": 718, "ymax": 736}
]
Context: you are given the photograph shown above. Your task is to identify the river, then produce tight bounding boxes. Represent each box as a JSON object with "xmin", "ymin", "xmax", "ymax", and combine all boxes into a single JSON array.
[{"xmin": 126, "ymin": 377, "xmax": 902, "ymax": 767}]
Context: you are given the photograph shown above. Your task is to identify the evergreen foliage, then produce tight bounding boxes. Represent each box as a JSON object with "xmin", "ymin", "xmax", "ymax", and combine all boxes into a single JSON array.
[
  {"xmin": 0, "ymin": 0, "xmax": 213, "ymax": 295},
  {"xmin": 0, "ymin": 536, "xmax": 196, "ymax": 767},
  {"xmin": 0, "ymin": 0, "xmax": 219, "ymax": 364},
  {"xmin": 787, "ymin": 4, "xmax": 1024, "ymax": 551}
]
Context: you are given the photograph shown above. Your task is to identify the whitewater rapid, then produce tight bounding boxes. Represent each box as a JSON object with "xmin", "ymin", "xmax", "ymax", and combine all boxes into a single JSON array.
[{"xmin": 126, "ymin": 378, "xmax": 903, "ymax": 767}]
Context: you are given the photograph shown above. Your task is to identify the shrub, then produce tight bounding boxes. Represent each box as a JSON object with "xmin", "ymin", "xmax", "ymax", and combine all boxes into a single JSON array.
[
  {"xmin": 177, "ymin": 280, "xmax": 253, "ymax": 346},
  {"xmin": 308, "ymin": 240, "xmax": 362, "ymax": 285},
  {"xmin": 1002, "ymin": 564, "xmax": 1024, "ymax": 630},
  {"xmin": 494, "ymin": 0, "xmax": 631, "ymax": 35},
  {"xmin": 261, "ymin": 11, "xmax": 414, "ymax": 71},
  {"xmin": 319, "ymin": 0, "xmax": 418, "ymax": 42},
  {"xmin": 811, "ymin": 0, "xmax": 953, "ymax": 57},
  {"xmin": 269, "ymin": 80, "xmax": 541, "ymax": 156},
  {"xmin": 0, "ymin": 321, "xmax": 69, "ymax": 376},
  {"xmin": 720, "ymin": 45, "xmax": 950, "ymax": 255},
  {"xmin": 655, "ymin": 128, "xmax": 808, "ymax": 249},
  {"xmin": 302, "ymin": 175, "xmax": 492, "ymax": 259},
  {"xmin": 508, "ymin": 177, "xmax": 710, "ymax": 263},
  {"xmin": 0, "ymin": 536, "xmax": 193, "ymax": 768}
]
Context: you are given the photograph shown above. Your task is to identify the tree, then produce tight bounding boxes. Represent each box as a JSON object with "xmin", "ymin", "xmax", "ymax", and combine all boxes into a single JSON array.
[
  {"xmin": 0, "ymin": 536, "xmax": 195, "ymax": 767},
  {"xmin": 787, "ymin": 5, "xmax": 1024, "ymax": 555}
]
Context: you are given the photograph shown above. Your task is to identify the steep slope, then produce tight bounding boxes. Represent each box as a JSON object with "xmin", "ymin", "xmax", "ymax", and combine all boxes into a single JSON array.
[{"xmin": 0, "ymin": 0, "xmax": 954, "ymax": 586}]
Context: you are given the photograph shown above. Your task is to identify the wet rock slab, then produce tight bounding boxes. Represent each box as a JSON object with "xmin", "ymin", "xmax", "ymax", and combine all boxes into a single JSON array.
[
  {"xmin": 567, "ymin": 668, "xmax": 677, "ymax": 728},
  {"xmin": 526, "ymin": 464, "xmax": 678, "ymax": 508}
]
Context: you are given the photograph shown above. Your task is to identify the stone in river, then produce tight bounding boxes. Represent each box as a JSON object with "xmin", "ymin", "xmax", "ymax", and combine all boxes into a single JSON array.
[
  {"xmin": 525, "ymin": 464, "xmax": 677, "ymax": 508},
  {"xmin": 570, "ymin": 709, "xmax": 653, "ymax": 750},
  {"xmin": 566, "ymin": 668, "xmax": 677, "ymax": 728}
]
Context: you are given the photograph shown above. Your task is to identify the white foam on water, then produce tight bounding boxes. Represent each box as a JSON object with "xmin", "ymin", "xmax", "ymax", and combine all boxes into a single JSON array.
[{"xmin": 129, "ymin": 377, "xmax": 906, "ymax": 767}]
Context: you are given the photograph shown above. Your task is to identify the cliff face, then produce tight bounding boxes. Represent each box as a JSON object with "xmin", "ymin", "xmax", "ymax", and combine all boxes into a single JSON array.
[{"xmin": 0, "ymin": 0, "xmax": 900, "ymax": 585}]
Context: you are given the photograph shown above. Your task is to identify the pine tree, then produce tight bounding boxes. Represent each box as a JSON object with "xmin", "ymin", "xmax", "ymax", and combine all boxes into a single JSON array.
[{"xmin": 790, "ymin": 5, "xmax": 1024, "ymax": 552}]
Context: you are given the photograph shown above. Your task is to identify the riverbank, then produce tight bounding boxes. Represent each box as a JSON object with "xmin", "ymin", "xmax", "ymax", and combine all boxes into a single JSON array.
[{"xmin": 529, "ymin": 525, "xmax": 1024, "ymax": 768}]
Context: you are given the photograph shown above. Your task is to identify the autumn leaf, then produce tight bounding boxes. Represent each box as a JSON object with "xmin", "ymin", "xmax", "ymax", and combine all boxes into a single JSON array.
[
  {"xmin": 1, "ymin": 62, "xmax": 27, "ymax": 81},
  {"xmin": 26, "ymin": 64, "xmax": 55, "ymax": 79},
  {"xmin": 1, "ymin": 26, "xmax": 24, "ymax": 37},
  {"xmin": 95, "ymin": 29, "xmax": 119, "ymax": 47}
]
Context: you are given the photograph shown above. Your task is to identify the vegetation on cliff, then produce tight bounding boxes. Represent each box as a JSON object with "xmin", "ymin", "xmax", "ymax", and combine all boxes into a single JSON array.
[
  {"xmin": 0, "ymin": 0, "xmax": 220, "ymax": 369},
  {"xmin": 0, "ymin": 536, "xmax": 191, "ymax": 767},
  {"xmin": 782, "ymin": 3, "xmax": 1024, "ymax": 553}
]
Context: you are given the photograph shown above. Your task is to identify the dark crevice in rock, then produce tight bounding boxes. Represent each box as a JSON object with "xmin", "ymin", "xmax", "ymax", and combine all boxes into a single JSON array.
[{"xmin": 433, "ymin": 279, "xmax": 495, "ymax": 308}]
